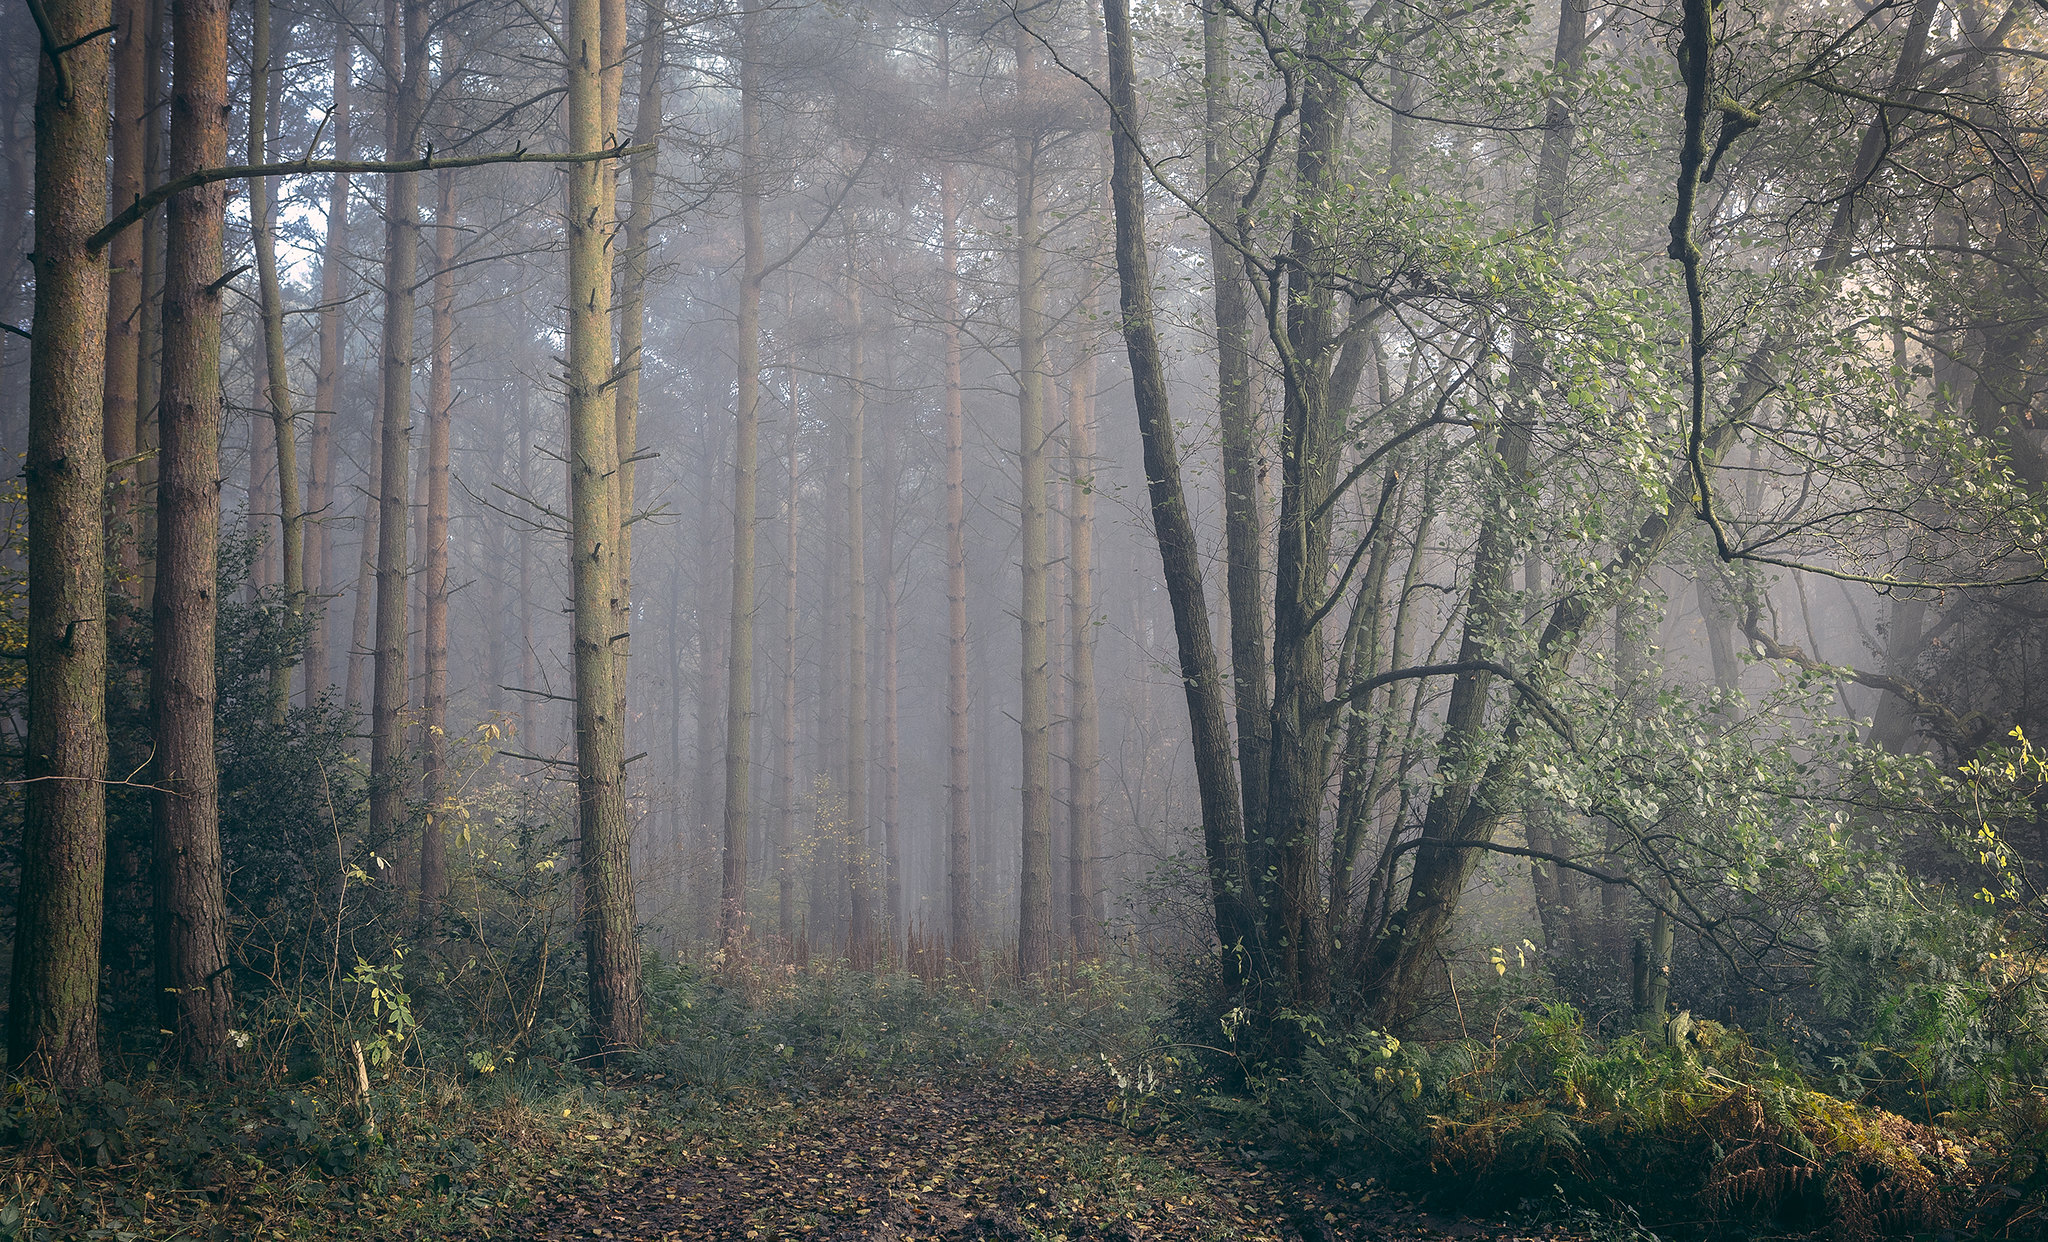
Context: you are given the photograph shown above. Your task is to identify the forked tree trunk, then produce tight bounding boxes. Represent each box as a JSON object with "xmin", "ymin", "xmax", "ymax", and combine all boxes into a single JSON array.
[
  {"xmin": 565, "ymin": 0, "xmax": 644, "ymax": 1052},
  {"xmin": 10, "ymin": 0, "xmax": 112, "ymax": 1089},
  {"xmin": 1204, "ymin": 0, "xmax": 1269, "ymax": 830},
  {"xmin": 1013, "ymin": 21, "xmax": 1054, "ymax": 977},
  {"xmin": 307, "ymin": 22, "xmax": 351, "ymax": 695},
  {"xmin": 1102, "ymin": 0, "xmax": 1252, "ymax": 969},
  {"xmin": 153, "ymin": 0, "xmax": 235, "ymax": 1072},
  {"xmin": 719, "ymin": 3, "xmax": 763, "ymax": 948}
]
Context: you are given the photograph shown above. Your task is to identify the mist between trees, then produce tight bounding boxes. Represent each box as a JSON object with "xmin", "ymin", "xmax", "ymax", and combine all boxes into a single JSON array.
[{"xmin": 3, "ymin": 0, "xmax": 2048, "ymax": 1227}]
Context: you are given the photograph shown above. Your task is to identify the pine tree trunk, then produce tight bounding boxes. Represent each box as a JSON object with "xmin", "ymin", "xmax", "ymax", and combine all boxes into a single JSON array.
[
  {"xmin": 565, "ymin": 0, "xmax": 644, "ymax": 1052},
  {"xmin": 778, "ymin": 338, "xmax": 801, "ymax": 943},
  {"xmin": 719, "ymin": 6, "xmax": 763, "ymax": 948},
  {"xmin": 136, "ymin": 0, "xmax": 168, "ymax": 612},
  {"xmin": 417, "ymin": 156, "xmax": 457, "ymax": 923},
  {"xmin": 369, "ymin": 0, "xmax": 426, "ymax": 852},
  {"xmin": 1067, "ymin": 345, "xmax": 1101, "ymax": 955},
  {"xmin": 10, "ymin": 0, "xmax": 112, "ymax": 1088},
  {"xmin": 251, "ymin": 0, "xmax": 303, "ymax": 721},
  {"xmin": 104, "ymin": 0, "xmax": 148, "ymax": 599},
  {"xmin": 306, "ymin": 23, "xmax": 351, "ymax": 696},
  {"xmin": 153, "ymin": 0, "xmax": 235, "ymax": 1072},
  {"xmin": 1013, "ymin": 22, "xmax": 1053, "ymax": 977},
  {"xmin": 844, "ymin": 234, "xmax": 873, "ymax": 957},
  {"xmin": 940, "ymin": 32, "xmax": 973, "ymax": 959}
]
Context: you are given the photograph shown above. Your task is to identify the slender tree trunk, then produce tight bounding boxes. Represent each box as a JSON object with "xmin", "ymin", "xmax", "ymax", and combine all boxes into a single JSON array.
[
  {"xmin": 779, "ymin": 336, "xmax": 800, "ymax": 942},
  {"xmin": 565, "ymin": 0, "xmax": 644, "ymax": 1051},
  {"xmin": 881, "ymin": 415, "xmax": 903, "ymax": 943},
  {"xmin": 940, "ymin": 31, "xmax": 973, "ymax": 959},
  {"xmin": 136, "ymin": 0, "xmax": 168, "ymax": 610},
  {"xmin": 1014, "ymin": 22, "xmax": 1054, "ymax": 977},
  {"xmin": 344, "ymin": 405, "xmax": 379, "ymax": 719},
  {"xmin": 10, "ymin": 0, "xmax": 113, "ymax": 1088},
  {"xmin": 370, "ymin": 0, "xmax": 426, "ymax": 851},
  {"xmin": 417, "ymin": 155, "xmax": 457, "ymax": 923},
  {"xmin": 153, "ymin": 0, "xmax": 235, "ymax": 1072},
  {"xmin": 617, "ymin": 6, "xmax": 662, "ymax": 800},
  {"xmin": 1067, "ymin": 345, "xmax": 1101, "ymax": 955},
  {"xmin": 1204, "ymin": 0, "xmax": 1269, "ymax": 830},
  {"xmin": 844, "ymin": 234, "xmax": 873, "ymax": 955},
  {"xmin": 251, "ymin": 0, "xmax": 303, "ymax": 721},
  {"xmin": 1102, "ymin": 0, "xmax": 1252, "ymax": 969},
  {"xmin": 719, "ymin": 5, "xmax": 763, "ymax": 948},
  {"xmin": 307, "ymin": 23, "xmax": 351, "ymax": 695},
  {"xmin": 104, "ymin": 0, "xmax": 148, "ymax": 600}
]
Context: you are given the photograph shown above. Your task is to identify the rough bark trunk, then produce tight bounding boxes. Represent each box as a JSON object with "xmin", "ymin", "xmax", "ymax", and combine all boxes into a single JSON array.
[
  {"xmin": 1014, "ymin": 22, "xmax": 1054, "ymax": 977},
  {"xmin": 153, "ymin": 0, "xmax": 235, "ymax": 1072},
  {"xmin": 565, "ymin": 0, "xmax": 644, "ymax": 1051},
  {"xmin": 719, "ymin": 5, "xmax": 763, "ymax": 948},
  {"xmin": 10, "ymin": 0, "xmax": 113, "ymax": 1088}
]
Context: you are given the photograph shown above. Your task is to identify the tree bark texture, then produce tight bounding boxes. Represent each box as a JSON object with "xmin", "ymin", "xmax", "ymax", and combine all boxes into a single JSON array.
[
  {"xmin": 10, "ymin": 0, "xmax": 112, "ymax": 1089},
  {"xmin": 565, "ymin": 0, "xmax": 644, "ymax": 1051},
  {"xmin": 104, "ymin": 0, "xmax": 148, "ymax": 595},
  {"xmin": 418, "ymin": 156, "xmax": 458, "ymax": 922},
  {"xmin": 152, "ymin": 0, "xmax": 235, "ymax": 1072}
]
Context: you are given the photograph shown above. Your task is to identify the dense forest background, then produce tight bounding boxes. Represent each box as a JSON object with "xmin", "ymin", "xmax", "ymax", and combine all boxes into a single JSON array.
[{"xmin": 3, "ymin": 0, "xmax": 2048, "ymax": 1232}]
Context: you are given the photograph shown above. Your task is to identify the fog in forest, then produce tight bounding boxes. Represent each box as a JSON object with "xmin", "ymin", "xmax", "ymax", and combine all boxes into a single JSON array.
[{"xmin": 2, "ymin": 0, "xmax": 2047, "ymax": 1232}]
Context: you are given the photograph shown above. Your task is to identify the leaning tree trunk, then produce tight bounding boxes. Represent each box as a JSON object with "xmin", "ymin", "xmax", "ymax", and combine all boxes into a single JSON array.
[
  {"xmin": 1102, "ymin": 0, "xmax": 1253, "ymax": 968},
  {"xmin": 1013, "ymin": 21, "xmax": 1054, "ymax": 977},
  {"xmin": 153, "ymin": 0, "xmax": 235, "ymax": 1073},
  {"xmin": 250, "ymin": 0, "xmax": 303, "ymax": 722},
  {"xmin": 9, "ymin": 0, "xmax": 112, "ymax": 1089},
  {"xmin": 719, "ymin": 2, "xmax": 763, "ymax": 949},
  {"xmin": 565, "ymin": 0, "xmax": 644, "ymax": 1053}
]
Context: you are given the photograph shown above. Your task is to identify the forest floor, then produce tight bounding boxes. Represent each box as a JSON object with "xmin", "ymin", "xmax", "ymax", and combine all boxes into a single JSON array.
[{"xmin": 488, "ymin": 1067, "xmax": 1566, "ymax": 1242}]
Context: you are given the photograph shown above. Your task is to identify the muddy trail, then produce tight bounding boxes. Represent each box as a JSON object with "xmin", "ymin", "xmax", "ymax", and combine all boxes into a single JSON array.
[{"xmin": 492, "ymin": 1071, "xmax": 1552, "ymax": 1242}]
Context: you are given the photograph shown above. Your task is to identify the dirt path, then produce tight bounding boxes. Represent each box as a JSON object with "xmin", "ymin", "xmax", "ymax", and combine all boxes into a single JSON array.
[{"xmin": 491, "ymin": 1072, "xmax": 1537, "ymax": 1242}]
